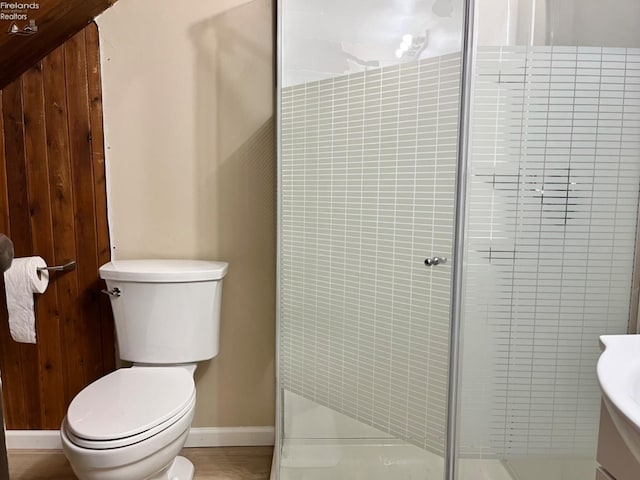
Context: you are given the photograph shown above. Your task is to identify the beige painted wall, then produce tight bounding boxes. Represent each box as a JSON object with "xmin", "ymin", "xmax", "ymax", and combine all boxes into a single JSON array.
[{"xmin": 96, "ymin": 0, "xmax": 275, "ymax": 427}]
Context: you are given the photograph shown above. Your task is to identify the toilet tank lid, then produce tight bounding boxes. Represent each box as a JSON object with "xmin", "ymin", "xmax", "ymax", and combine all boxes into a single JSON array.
[{"xmin": 99, "ymin": 259, "xmax": 229, "ymax": 282}]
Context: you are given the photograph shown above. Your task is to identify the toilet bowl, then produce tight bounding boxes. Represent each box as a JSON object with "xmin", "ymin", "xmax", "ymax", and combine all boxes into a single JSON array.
[
  {"xmin": 60, "ymin": 259, "xmax": 229, "ymax": 480},
  {"xmin": 61, "ymin": 367, "xmax": 196, "ymax": 480}
]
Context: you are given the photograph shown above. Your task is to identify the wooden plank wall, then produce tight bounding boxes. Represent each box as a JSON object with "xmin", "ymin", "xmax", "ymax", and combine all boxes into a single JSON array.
[{"xmin": 0, "ymin": 22, "xmax": 114, "ymax": 430}]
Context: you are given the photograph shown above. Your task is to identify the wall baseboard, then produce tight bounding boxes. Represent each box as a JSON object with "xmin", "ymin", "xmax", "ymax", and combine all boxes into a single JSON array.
[
  {"xmin": 6, "ymin": 426, "xmax": 275, "ymax": 450},
  {"xmin": 183, "ymin": 427, "xmax": 275, "ymax": 448},
  {"xmin": 6, "ymin": 430, "xmax": 61, "ymax": 450}
]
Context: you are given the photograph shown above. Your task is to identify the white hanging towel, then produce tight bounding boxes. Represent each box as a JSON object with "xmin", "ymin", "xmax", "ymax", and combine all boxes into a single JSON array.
[{"xmin": 3, "ymin": 257, "xmax": 49, "ymax": 344}]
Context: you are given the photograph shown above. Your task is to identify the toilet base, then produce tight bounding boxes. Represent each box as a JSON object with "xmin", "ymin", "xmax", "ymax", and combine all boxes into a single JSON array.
[{"xmin": 152, "ymin": 456, "xmax": 194, "ymax": 480}]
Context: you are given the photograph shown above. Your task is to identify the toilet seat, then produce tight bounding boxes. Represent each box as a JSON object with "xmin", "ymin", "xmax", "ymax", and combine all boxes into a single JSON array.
[
  {"xmin": 64, "ymin": 393, "xmax": 195, "ymax": 450},
  {"xmin": 65, "ymin": 367, "xmax": 195, "ymax": 450}
]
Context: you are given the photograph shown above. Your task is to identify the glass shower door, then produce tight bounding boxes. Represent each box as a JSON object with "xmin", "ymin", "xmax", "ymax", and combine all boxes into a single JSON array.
[
  {"xmin": 457, "ymin": 1, "xmax": 640, "ymax": 479},
  {"xmin": 277, "ymin": 0, "xmax": 466, "ymax": 478}
]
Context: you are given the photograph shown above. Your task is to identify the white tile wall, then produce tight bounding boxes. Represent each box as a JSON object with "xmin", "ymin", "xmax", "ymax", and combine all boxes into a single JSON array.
[
  {"xmin": 461, "ymin": 46, "xmax": 640, "ymax": 457},
  {"xmin": 280, "ymin": 45, "xmax": 640, "ymax": 460},
  {"xmin": 280, "ymin": 53, "xmax": 461, "ymax": 453}
]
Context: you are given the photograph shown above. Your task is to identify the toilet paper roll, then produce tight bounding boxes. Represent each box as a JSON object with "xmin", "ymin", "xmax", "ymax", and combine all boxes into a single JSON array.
[{"xmin": 3, "ymin": 257, "xmax": 49, "ymax": 344}]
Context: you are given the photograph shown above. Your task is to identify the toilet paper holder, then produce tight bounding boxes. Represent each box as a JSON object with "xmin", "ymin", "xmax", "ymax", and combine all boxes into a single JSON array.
[{"xmin": 36, "ymin": 260, "xmax": 76, "ymax": 273}]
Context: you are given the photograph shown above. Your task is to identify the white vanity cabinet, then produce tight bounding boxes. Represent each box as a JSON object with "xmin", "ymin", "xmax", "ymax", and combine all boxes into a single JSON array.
[{"xmin": 597, "ymin": 403, "xmax": 640, "ymax": 480}]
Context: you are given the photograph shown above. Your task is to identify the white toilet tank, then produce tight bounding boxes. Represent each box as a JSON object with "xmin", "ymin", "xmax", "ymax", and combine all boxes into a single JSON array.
[{"xmin": 99, "ymin": 259, "xmax": 228, "ymax": 364}]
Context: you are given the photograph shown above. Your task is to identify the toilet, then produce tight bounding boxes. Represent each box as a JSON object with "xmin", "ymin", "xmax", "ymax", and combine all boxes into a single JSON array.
[{"xmin": 60, "ymin": 259, "xmax": 228, "ymax": 480}]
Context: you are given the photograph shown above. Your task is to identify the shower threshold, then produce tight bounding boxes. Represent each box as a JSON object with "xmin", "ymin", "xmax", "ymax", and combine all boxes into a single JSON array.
[
  {"xmin": 279, "ymin": 439, "xmax": 512, "ymax": 480},
  {"xmin": 278, "ymin": 439, "xmax": 595, "ymax": 480}
]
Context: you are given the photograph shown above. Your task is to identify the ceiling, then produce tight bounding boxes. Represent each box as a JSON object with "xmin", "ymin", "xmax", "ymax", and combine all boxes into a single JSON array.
[{"xmin": 0, "ymin": 0, "xmax": 117, "ymax": 89}]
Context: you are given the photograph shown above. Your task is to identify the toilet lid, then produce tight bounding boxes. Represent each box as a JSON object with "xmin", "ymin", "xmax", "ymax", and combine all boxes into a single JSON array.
[{"xmin": 66, "ymin": 367, "xmax": 195, "ymax": 441}]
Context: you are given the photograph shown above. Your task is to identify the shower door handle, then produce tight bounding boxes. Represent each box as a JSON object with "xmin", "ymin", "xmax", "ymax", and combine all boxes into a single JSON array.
[{"xmin": 424, "ymin": 256, "xmax": 447, "ymax": 267}]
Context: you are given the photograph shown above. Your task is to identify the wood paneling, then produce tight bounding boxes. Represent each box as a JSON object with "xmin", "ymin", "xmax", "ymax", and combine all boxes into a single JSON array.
[
  {"xmin": 0, "ymin": 22, "xmax": 113, "ymax": 430},
  {"xmin": 0, "ymin": 0, "xmax": 117, "ymax": 90}
]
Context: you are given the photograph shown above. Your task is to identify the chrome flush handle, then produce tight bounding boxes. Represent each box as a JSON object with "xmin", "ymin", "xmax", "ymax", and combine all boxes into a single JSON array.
[
  {"xmin": 101, "ymin": 287, "xmax": 122, "ymax": 297},
  {"xmin": 424, "ymin": 256, "xmax": 447, "ymax": 267}
]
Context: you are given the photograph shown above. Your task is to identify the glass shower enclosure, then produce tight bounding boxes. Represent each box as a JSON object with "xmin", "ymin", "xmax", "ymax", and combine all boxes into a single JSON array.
[{"xmin": 276, "ymin": 1, "xmax": 640, "ymax": 479}]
